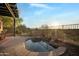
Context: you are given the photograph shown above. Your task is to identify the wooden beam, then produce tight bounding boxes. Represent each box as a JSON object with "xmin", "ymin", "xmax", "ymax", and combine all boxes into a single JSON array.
[
  {"xmin": 0, "ymin": 10, "xmax": 18, "ymax": 17},
  {"xmin": 0, "ymin": 9, "xmax": 18, "ymax": 13}
]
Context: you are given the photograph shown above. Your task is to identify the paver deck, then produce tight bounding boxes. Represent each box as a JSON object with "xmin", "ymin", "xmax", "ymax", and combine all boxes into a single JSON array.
[{"xmin": 0, "ymin": 36, "xmax": 66, "ymax": 56}]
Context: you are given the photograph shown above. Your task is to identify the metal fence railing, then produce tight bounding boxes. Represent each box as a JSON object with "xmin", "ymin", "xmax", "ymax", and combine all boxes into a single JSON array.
[{"xmin": 49, "ymin": 24, "xmax": 79, "ymax": 29}]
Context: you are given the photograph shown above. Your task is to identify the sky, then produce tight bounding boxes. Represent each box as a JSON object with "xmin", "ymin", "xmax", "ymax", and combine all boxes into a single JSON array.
[{"xmin": 17, "ymin": 3, "xmax": 79, "ymax": 28}]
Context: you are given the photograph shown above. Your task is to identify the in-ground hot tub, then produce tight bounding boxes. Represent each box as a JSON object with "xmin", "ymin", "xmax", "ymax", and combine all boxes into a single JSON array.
[{"xmin": 25, "ymin": 37, "xmax": 57, "ymax": 52}]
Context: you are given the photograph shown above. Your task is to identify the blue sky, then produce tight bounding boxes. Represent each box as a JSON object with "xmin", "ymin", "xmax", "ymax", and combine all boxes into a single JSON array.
[{"xmin": 17, "ymin": 3, "xmax": 79, "ymax": 28}]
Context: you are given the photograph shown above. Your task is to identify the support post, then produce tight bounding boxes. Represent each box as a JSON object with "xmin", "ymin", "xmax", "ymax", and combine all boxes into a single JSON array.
[{"xmin": 14, "ymin": 18, "xmax": 16, "ymax": 36}]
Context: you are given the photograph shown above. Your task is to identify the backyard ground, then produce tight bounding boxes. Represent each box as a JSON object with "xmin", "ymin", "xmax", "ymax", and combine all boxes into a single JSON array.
[{"xmin": 0, "ymin": 36, "xmax": 79, "ymax": 56}]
